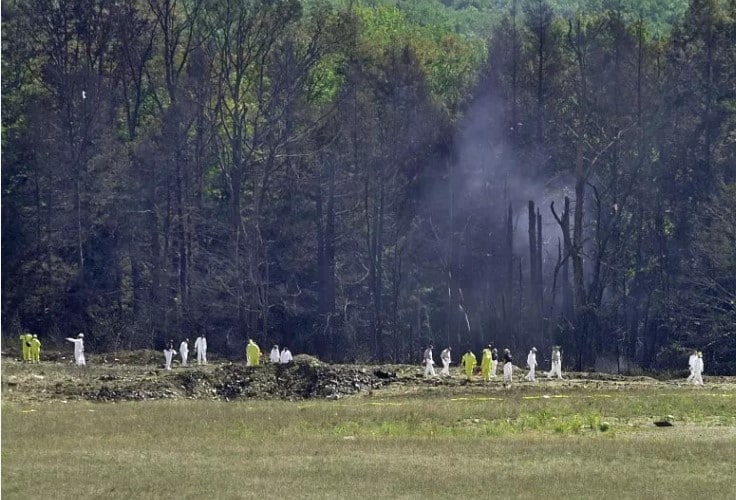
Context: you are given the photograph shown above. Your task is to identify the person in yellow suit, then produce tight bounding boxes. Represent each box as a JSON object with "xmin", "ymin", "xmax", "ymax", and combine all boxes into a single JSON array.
[
  {"xmin": 30, "ymin": 334, "xmax": 41, "ymax": 363},
  {"xmin": 25, "ymin": 333, "xmax": 34, "ymax": 362},
  {"xmin": 461, "ymin": 349, "xmax": 477, "ymax": 381},
  {"xmin": 20, "ymin": 333, "xmax": 30, "ymax": 362},
  {"xmin": 480, "ymin": 345, "xmax": 492, "ymax": 381},
  {"xmin": 246, "ymin": 338, "xmax": 261, "ymax": 366}
]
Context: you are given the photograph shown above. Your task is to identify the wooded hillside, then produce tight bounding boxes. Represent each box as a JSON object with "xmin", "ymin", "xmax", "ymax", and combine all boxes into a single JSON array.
[{"xmin": 2, "ymin": 0, "xmax": 735, "ymax": 372}]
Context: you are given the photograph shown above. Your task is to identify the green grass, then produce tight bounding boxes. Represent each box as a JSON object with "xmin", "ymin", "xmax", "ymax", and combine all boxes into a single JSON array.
[{"xmin": 3, "ymin": 389, "xmax": 736, "ymax": 499}]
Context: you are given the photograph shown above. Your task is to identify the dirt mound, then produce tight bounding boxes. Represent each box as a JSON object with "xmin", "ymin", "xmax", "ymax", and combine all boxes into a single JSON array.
[
  {"xmin": 212, "ymin": 357, "xmax": 391, "ymax": 400},
  {"xmin": 570, "ymin": 371, "xmax": 659, "ymax": 382},
  {"xmin": 7, "ymin": 352, "xmax": 733, "ymax": 403},
  {"xmin": 89, "ymin": 359, "xmax": 395, "ymax": 401},
  {"xmin": 1, "ymin": 355, "xmax": 403, "ymax": 402}
]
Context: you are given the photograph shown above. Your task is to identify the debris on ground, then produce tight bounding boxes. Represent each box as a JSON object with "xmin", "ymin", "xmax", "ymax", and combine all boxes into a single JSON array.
[
  {"xmin": 1, "ymin": 354, "xmax": 410, "ymax": 402},
  {"xmin": 3, "ymin": 352, "xmax": 734, "ymax": 403}
]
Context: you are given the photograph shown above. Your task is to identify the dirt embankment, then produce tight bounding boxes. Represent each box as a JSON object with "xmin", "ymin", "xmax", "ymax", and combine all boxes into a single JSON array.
[
  {"xmin": 2, "ymin": 353, "xmax": 412, "ymax": 402},
  {"xmin": 4, "ymin": 350, "xmax": 734, "ymax": 403}
]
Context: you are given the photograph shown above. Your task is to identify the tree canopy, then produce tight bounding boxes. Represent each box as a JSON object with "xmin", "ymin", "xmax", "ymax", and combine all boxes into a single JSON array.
[{"xmin": 2, "ymin": 0, "xmax": 735, "ymax": 373}]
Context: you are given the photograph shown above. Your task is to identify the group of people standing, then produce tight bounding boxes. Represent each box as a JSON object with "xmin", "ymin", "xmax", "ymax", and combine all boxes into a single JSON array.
[
  {"xmin": 163, "ymin": 337, "xmax": 294, "ymax": 369},
  {"xmin": 423, "ymin": 344, "xmax": 565, "ymax": 386},
  {"xmin": 523, "ymin": 346, "xmax": 563, "ymax": 381},
  {"xmin": 19, "ymin": 333, "xmax": 42, "ymax": 363},
  {"xmin": 32, "ymin": 330, "xmax": 293, "ymax": 371},
  {"xmin": 242, "ymin": 339, "xmax": 294, "ymax": 366},
  {"xmin": 268, "ymin": 344, "xmax": 294, "ymax": 365},
  {"xmin": 163, "ymin": 335, "xmax": 209, "ymax": 370},
  {"xmin": 22, "ymin": 331, "xmax": 85, "ymax": 366},
  {"xmin": 24, "ymin": 330, "xmax": 295, "ymax": 371},
  {"xmin": 21, "ymin": 330, "xmax": 706, "ymax": 386}
]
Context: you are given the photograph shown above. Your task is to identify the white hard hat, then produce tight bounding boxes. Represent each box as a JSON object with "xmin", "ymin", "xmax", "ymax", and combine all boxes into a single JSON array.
[{"xmin": 78, "ymin": 333, "xmax": 84, "ymax": 338}]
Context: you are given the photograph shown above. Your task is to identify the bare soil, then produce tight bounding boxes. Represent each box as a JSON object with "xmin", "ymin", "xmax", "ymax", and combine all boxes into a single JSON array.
[{"xmin": 3, "ymin": 349, "xmax": 734, "ymax": 403}]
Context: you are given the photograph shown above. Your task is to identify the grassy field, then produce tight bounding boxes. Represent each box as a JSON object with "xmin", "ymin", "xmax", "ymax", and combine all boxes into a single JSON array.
[{"xmin": 3, "ymin": 386, "xmax": 736, "ymax": 499}]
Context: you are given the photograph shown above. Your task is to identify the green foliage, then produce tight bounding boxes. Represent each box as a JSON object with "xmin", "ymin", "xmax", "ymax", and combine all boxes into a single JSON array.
[
  {"xmin": 309, "ymin": 53, "xmax": 348, "ymax": 105},
  {"xmin": 314, "ymin": 0, "xmax": 691, "ymax": 37},
  {"xmin": 2, "ymin": 0, "xmax": 735, "ymax": 371},
  {"xmin": 352, "ymin": 4, "xmax": 485, "ymax": 115}
]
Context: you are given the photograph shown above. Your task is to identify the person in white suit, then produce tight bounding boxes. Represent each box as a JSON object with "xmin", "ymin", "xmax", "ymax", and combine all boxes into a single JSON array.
[
  {"xmin": 687, "ymin": 350, "xmax": 697, "ymax": 382},
  {"xmin": 502, "ymin": 348, "xmax": 514, "ymax": 386},
  {"xmin": 440, "ymin": 346, "xmax": 452, "ymax": 376},
  {"xmin": 179, "ymin": 338, "xmax": 190, "ymax": 367},
  {"xmin": 163, "ymin": 341, "xmax": 177, "ymax": 370},
  {"xmin": 423, "ymin": 344, "xmax": 436, "ymax": 377},
  {"xmin": 547, "ymin": 346, "xmax": 563, "ymax": 379},
  {"xmin": 65, "ymin": 333, "xmax": 86, "ymax": 366},
  {"xmin": 491, "ymin": 348, "xmax": 499, "ymax": 378},
  {"xmin": 525, "ymin": 347, "xmax": 538, "ymax": 382},
  {"xmin": 194, "ymin": 334, "xmax": 207, "ymax": 365},
  {"xmin": 270, "ymin": 345, "xmax": 281, "ymax": 363},
  {"xmin": 692, "ymin": 351, "xmax": 704, "ymax": 385},
  {"xmin": 280, "ymin": 347, "xmax": 293, "ymax": 364}
]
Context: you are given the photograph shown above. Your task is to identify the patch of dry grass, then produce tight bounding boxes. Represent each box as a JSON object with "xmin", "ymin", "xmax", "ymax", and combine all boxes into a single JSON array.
[{"xmin": 3, "ymin": 388, "xmax": 736, "ymax": 499}]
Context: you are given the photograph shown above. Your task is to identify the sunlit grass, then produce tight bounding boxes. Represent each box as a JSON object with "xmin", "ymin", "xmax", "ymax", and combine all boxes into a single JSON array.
[{"xmin": 3, "ymin": 388, "xmax": 736, "ymax": 499}]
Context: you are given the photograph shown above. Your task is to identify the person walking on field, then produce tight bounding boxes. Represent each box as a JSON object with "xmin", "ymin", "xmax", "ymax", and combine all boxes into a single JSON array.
[
  {"xmin": 547, "ymin": 346, "xmax": 563, "ymax": 379},
  {"xmin": 423, "ymin": 344, "xmax": 436, "ymax": 377},
  {"xmin": 269, "ymin": 345, "xmax": 281, "ymax": 363},
  {"xmin": 687, "ymin": 350, "xmax": 698, "ymax": 382},
  {"xmin": 692, "ymin": 351, "xmax": 704, "ymax": 385},
  {"xmin": 194, "ymin": 334, "xmax": 207, "ymax": 365},
  {"xmin": 525, "ymin": 347, "xmax": 538, "ymax": 382},
  {"xmin": 30, "ymin": 334, "xmax": 41, "ymax": 363},
  {"xmin": 491, "ymin": 347, "xmax": 499, "ymax": 378},
  {"xmin": 163, "ymin": 341, "xmax": 177, "ymax": 370},
  {"xmin": 480, "ymin": 345, "xmax": 492, "ymax": 381},
  {"xmin": 440, "ymin": 346, "xmax": 452, "ymax": 376},
  {"xmin": 461, "ymin": 349, "xmax": 477, "ymax": 381},
  {"xmin": 279, "ymin": 346, "xmax": 293, "ymax": 364},
  {"xmin": 66, "ymin": 333, "xmax": 86, "ymax": 366},
  {"xmin": 179, "ymin": 338, "xmax": 190, "ymax": 367},
  {"xmin": 246, "ymin": 338, "xmax": 262, "ymax": 366},
  {"xmin": 502, "ymin": 348, "xmax": 513, "ymax": 387}
]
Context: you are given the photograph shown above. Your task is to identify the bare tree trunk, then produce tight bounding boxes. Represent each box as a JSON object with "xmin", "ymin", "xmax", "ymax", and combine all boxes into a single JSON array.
[
  {"xmin": 536, "ymin": 208, "xmax": 543, "ymax": 311},
  {"xmin": 317, "ymin": 157, "xmax": 336, "ymax": 359},
  {"xmin": 528, "ymin": 200, "xmax": 538, "ymax": 313},
  {"xmin": 504, "ymin": 203, "xmax": 514, "ymax": 332}
]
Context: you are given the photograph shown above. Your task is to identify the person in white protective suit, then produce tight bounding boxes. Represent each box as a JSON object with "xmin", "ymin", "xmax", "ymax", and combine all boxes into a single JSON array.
[
  {"xmin": 687, "ymin": 350, "xmax": 698, "ymax": 382},
  {"xmin": 525, "ymin": 347, "xmax": 538, "ymax": 381},
  {"xmin": 194, "ymin": 334, "xmax": 207, "ymax": 365},
  {"xmin": 280, "ymin": 346, "xmax": 293, "ymax": 364},
  {"xmin": 502, "ymin": 348, "xmax": 514, "ymax": 387},
  {"xmin": 270, "ymin": 345, "xmax": 281, "ymax": 363},
  {"xmin": 440, "ymin": 346, "xmax": 452, "ymax": 376},
  {"xmin": 692, "ymin": 351, "xmax": 704, "ymax": 385},
  {"xmin": 65, "ymin": 333, "xmax": 86, "ymax": 366},
  {"xmin": 423, "ymin": 344, "xmax": 436, "ymax": 377},
  {"xmin": 163, "ymin": 341, "xmax": 177, "ymax": 370},
  {"xmin": 491, "ymin": 347, "xmax": 499, "ymax": 378},
  {"xmin": 179, "ymin": 338, "xmax": 190, "ymax": 367},
  {"xmin": 547, "ymin": 346, "xmax": 564, "ymax": 379}
]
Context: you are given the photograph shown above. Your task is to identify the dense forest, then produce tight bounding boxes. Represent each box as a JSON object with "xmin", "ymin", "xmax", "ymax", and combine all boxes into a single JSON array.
[{"xmin": 2, "ymin": 0, "xmax": 735, "ymax": 372}]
